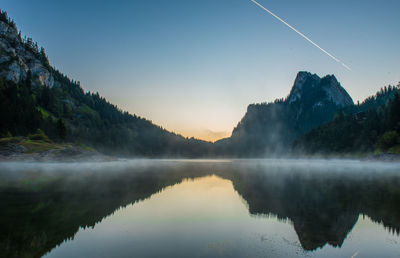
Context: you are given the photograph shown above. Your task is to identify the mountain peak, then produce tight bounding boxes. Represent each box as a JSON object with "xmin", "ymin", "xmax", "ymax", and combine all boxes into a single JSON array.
[
  {"xmin": 319, "ymin": 74, "xmax": 354, "ymax": 107},
  {"xmin": 287, "ymin": 71, "xmax": 353, "ymax": 107},
  {"xmin": 287, "ymin": 71, "xmax": 320, "ymax": 104}
]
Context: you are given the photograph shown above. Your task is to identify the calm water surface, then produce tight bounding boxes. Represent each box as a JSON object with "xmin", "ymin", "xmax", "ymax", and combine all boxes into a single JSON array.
[{"xmin": 0, "ymin": 159, "xmax": 399, "ymax": 257}]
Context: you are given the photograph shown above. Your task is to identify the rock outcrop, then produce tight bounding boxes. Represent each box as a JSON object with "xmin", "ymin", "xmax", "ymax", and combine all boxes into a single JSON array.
[
  {"xmin": 0, "ymin": 20, "xmax": 54, "ymax": 87},
  {"xmin": 287, "ymin": 71, "xmax": 353, "ymax": 107}
]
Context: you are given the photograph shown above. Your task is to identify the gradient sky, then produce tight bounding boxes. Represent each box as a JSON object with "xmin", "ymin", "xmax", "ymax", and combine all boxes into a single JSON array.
[{"xmin": 2, "ymin": 0, "xmax": 400, "ymax": 141}]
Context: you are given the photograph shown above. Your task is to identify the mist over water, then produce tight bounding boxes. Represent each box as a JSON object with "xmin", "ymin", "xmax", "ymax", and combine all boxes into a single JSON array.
[
  {"xmin": 1, "ymin": 158, "xmax": 399, "ymax": 174},
  {"xmin": 1, "ymin": 159, "xmax": 399, "ymax": 257}
]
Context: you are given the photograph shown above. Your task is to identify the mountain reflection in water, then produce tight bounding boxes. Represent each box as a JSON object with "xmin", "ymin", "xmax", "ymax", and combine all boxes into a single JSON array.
[{"xmin": 0, "ymin": 159, "xmax": 399, "ymax": 257}]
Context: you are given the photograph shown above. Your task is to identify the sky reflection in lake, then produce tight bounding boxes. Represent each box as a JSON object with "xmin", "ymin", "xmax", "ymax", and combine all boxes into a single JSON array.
[{"xmin": 0, "ymin": 159, "xmax": 399, "ymax": 257}]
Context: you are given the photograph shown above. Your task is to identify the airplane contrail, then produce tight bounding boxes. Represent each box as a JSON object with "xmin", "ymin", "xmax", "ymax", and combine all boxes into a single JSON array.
[{"xmin": 251, "ymin": 0, "xmax": 351, "ymax": 71}]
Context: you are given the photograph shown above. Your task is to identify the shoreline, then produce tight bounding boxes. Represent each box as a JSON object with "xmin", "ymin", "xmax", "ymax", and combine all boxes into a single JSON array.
[
  {"xmin": 1, "ymin": 151, "xmax": 399, "ymax": 163},
  {"xmin": 1, "ymin": 137, "xmax": 399, "ymax": 163}
]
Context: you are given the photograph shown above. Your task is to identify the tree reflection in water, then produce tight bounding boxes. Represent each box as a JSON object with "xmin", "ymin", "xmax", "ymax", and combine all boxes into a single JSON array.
[{"xmin": 0, "ymin": 159, "xmax": 399, "ymax": 257}]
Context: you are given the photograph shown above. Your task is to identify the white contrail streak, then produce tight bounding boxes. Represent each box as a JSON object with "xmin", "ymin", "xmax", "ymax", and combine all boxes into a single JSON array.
[{"xmin": 251, "ymin": 0, "xmax": 351, "ymax": 71}]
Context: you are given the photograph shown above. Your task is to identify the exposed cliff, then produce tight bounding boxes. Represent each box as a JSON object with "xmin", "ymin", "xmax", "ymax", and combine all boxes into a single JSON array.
[{"xmin": 0, "ymin": 20, "xmax": 54, "ymax": 87}]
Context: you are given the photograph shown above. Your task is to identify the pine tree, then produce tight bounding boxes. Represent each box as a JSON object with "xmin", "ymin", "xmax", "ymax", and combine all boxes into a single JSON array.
[{"xmin": 56, "ymin": 118, "xmax": 67, "ymax": 140}]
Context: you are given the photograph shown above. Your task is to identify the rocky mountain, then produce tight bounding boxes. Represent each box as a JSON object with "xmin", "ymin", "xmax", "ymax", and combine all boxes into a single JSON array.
[
  {"xmin": 285, "ymin": 71, "xmax": 354, "ymax": 133},
  {"xmin": 287, "ymin": 71, "xmax": 353, "ymax": 107},
  {"xmin": 216, "ymin": 71, "xmax": 355, "ymax": 156}
]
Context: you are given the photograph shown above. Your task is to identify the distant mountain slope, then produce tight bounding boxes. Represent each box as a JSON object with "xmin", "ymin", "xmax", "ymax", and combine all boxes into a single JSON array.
[
  {"xmin": 216, "ymin": 71, "xmax": 354, "ymax": 156},
  {"xmin": 0, "ymin": 10, "xmax": 213, "ymax": 157}
]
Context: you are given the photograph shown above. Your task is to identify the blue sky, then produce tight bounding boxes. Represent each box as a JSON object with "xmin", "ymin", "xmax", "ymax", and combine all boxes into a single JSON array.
[{"xmin": 3, "ymin": 0, "xmax": 400, "ymax": 141}]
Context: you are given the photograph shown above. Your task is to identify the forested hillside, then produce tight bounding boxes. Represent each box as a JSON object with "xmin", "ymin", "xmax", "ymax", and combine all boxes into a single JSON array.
[
  {"xmin": 294, "ymin": 85, "xmax": 400, "ymax": 154},
  {"xmin": 0, "ymin": 10, "xmax": 213, "ymax": 157}
]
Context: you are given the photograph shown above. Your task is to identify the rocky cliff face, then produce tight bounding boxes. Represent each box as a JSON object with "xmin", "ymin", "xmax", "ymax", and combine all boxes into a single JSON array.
[
  {"xmin": 287, "ymin": 71, "xmax": 320, "ymax": 104},
  {"xmin": 285, "ymin": 71, "xmax": 354, "ymax": 131},
  {"xmin": 287, "ymin": 71, "xmax": 353, "ymax": 107},
  {"xmin": 0, "ymin": 20, "xmax": 54, "ymax": 87}
]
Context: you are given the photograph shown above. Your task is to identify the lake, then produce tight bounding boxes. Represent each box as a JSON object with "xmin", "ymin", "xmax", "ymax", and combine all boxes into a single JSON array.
[{"xmin": 0, "ymin": 159, "xmax": 399, "ymax": 257}]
